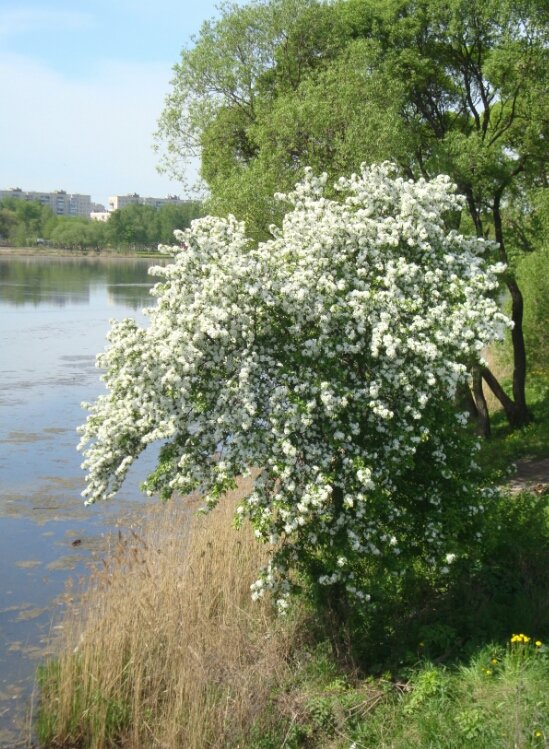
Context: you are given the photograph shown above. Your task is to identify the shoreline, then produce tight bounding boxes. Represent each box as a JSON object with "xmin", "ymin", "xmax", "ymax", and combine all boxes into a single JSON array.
[{"xmin": 0, "ymin": 246, "xmax": 165, "ymax": 260}]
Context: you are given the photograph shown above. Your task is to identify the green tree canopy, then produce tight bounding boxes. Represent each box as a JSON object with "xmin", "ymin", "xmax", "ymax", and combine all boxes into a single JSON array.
[
  {"xmin": 107, "ymin": 202, "xmax": 202, "ymax": 248},
  {"xmin": 157, "ymin": 0, "xmax": 549, "ymax": 430},
  {"xmin": 0, "ymin": 198, "xmax": 57, "ymax": 245}
]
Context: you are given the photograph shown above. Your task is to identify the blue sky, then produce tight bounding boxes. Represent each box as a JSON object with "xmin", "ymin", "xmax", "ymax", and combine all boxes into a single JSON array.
[{"xmin": 0, "ymin": 1, "xmax": 241, "ymax": 205}]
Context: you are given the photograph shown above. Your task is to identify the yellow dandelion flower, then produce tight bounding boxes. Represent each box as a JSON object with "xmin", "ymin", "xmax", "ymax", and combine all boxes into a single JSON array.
[
  {"xmin": 491, "ymin": 658, "xmax": 498, "ymax": 664},
  {"xmin": 535, "ymin": 640, "xmax": 542, "ymax": 648}
]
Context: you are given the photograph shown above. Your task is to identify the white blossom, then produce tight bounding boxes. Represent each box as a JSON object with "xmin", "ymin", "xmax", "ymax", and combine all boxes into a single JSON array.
[{"xmin": 78, "ymin": 163, "xmax": 509, "ymax": 602}]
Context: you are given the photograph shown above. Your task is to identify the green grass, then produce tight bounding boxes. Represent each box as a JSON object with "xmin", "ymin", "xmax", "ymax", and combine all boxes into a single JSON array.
[
  {"xmin": 349, "ymin": 641, "xmax": 548, "ymax": 749},
  {"xmin": 479, "ymin": 371, "xmax": 549, "ymax": 473},
  {"xmin": 245, "ymin": 640, "xmax": 548, "ymax": 749}
]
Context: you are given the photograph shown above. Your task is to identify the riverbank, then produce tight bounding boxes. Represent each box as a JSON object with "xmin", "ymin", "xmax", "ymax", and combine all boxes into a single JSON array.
[
  {"xmin": 35, "ymin": 469, "xmax": 549, "ymax": 749},
  {"xmin": 33, "ymin": 369, "xmax": 549, "ymax": 748},
  {"xmin": 0, "ymin": 246, "xmax": 167, "ymax": 260},
  {"xmin": 36, "ymin": 481, "xmax": 302, "ymax": 749}
]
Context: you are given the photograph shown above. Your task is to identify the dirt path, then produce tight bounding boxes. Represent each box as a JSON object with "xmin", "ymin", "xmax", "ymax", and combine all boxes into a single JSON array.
[{"xmin": 508, "ymin": 456, "xmax": 549, "ymax": 494}]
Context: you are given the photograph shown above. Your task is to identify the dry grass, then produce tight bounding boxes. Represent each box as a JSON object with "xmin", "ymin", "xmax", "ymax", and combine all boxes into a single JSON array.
[{"xmin": 38, "ymin": 479, "xmax": 302, "ymax": 749}]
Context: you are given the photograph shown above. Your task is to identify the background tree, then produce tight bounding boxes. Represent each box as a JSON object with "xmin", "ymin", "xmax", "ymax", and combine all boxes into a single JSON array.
[
  {"xmin": 49, "ymin": 218, "xmax": 108, "ymax": 250},
  {"xmin": 106, "ymin": 202, "xmax": 203, "ymax": 248},
  {"xmin": 0, "ymin": 198, "xmax": 57, "ymax": 245},
  {"xmin": 0, "ymin": 205, "xmax": 17, "ymax": 240},
  {"xmin": 157, "ymin": 0, "xmax": 549, "ymax": 431},
  {"xmin": 157, "ymin": 202, "xmax": 203, "ymax": 243},
  {"xmin": 0, "ymin": 199, "xmax": 202, "ymax": 251}
]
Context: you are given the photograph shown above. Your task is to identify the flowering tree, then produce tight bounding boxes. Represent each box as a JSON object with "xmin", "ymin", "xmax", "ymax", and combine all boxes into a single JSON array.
[{"xmin": 79, "ymin": 164, "xmax": 509, "ymax": 613}]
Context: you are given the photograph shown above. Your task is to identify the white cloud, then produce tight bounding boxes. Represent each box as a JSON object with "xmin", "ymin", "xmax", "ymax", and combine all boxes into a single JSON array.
[{"xmin": 0, "ymin": 53, "xmax": 198, "ymax": 203}]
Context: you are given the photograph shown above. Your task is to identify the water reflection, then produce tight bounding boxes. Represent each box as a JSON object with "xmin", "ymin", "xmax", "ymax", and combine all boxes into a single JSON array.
[
  {"xmin": 0, "ymin": 254, "xmax": 166, "ymax": 746},
  {"xmin": 0, "ymin": 255, "xmax": 157, "ymax": 309}
]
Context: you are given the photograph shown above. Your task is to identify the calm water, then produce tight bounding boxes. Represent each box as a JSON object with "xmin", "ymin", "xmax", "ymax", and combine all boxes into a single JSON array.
[{"xmin": 0, "ymin": 255, "xmax": 165, "ymax": 747}]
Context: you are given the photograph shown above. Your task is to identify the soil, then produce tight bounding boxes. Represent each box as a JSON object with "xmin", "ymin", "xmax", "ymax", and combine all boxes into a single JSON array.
[{"xmin": 508, "ymin": 456, "xmax": 549, "ymax": 495}]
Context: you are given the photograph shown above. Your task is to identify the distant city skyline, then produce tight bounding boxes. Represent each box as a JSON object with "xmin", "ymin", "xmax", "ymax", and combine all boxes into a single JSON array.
[
  {"xmin": 0, "ymin": 183, "xmax": 192, "ymax": 206},
  {"xmin": 0, "ymin": 186, "xmax": 196, "ymax": 218},
  {"xmin": 0, "ymin": 1, "xmax": 246, "ymax": 204}
]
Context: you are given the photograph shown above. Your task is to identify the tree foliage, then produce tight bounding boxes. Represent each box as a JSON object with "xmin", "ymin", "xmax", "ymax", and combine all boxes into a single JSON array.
[
  {"xmin": 157, "ymin": 0, "xmax": 549, "ymax": 430},
  {"xmin": 0, "ymin": 199, "xmax": 202, "ymax": 251},
  {"xmin": 107, "ymin": 202, "xmax": 202, "ymax": 247},
  {"xmin": 515, "ymin": 245, "xmax": 549, "ymax": 374},
  {"xmin": 0, "ymin": 198, "xmax": 56, "ymax": 245}
]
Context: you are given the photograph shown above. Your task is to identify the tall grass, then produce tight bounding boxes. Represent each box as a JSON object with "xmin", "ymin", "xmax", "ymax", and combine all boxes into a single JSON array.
[{"xmin": 38, "ymin": 480, "xmax": 303, "ymax": 748}]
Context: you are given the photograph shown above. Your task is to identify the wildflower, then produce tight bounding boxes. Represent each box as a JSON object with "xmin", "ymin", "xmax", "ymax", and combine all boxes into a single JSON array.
[
  {"xmin": 491, "ymin": 658, "xmax": 498, "ymax": 665},
  {"xmin": 535, "ymin": 640, "xmax": 542, "ymax": 648}
]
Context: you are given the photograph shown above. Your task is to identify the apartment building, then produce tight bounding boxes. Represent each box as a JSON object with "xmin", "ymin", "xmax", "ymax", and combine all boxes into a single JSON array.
[
  {"xmin": 108, "ymin": 193, "xmax": 189, "ymax": 211},
  {"xmin": 0, "ymin": 188, "xmax": 92, "ymax": 217}
]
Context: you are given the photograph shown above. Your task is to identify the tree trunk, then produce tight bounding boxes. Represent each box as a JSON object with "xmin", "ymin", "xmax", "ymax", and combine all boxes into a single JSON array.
[
  {"xmin": 457, "ymin": 382, "xmax": 479, "ymax": 422},
  {"xmin": 471, "ymin": 366, "xmax": 491, "ymax": 437},
  {"xmin": 481, "ymin": 366, "xmax": 531, "ymax": 429},
  {"xmin": 461, "ymin": 186, "xmax": 531, "ymax": 431},
  {"xmin": 320, "ymin": 482, "xmax": 357, "ymax": 668},
  {"xmin": 505, "ymin": 276, "xmax": 531, "ymax": 426},
  {"xmin": 322, "ymin": 581, "xmax": 356, "ymax": 668},
  {"xmin": 489, "ymin": 195, "xmax": 531, "ymax": 428}
]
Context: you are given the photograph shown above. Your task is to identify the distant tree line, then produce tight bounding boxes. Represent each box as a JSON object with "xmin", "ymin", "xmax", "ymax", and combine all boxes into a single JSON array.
[{"xmin": 0, "ymin": 198, "xmax": 203, "ymax": 252}]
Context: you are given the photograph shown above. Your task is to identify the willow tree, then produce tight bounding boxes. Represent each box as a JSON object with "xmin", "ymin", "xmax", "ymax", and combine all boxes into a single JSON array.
[{"xmin": 156, "ymin": 0, "xmax": 549, "ymax": 431}]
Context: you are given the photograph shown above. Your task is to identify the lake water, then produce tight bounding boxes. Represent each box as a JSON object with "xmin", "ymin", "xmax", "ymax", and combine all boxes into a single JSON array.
[{"xmin": 0, "ymin": 255, "xmax": 164, "ymax": 747}]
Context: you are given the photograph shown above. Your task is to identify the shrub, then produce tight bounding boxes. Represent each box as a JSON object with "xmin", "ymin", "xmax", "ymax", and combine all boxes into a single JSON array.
[{"xmin": 79, "ymin": 164, "xmax": 509, "ymax": 618}]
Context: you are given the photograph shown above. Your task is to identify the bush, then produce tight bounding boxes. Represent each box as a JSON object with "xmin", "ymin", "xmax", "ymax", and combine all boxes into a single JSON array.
[{"xmin": 79, "ymin": 164, "xmax": 509, "ymax": 622}]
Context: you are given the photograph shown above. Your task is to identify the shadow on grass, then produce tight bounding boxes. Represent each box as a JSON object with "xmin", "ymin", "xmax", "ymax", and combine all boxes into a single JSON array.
[
  {"xmin": 480, "ymin": 372, "xmax": 549, "ymax": 474},
  {"xmin": 313, "ymin": 489, "xmax": 549, "ymax": 675}
]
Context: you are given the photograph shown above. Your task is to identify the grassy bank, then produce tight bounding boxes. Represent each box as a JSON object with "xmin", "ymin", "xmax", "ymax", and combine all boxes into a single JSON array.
[
  {"xmin": 36, "ymin": 492, "xmax": 549, "ymax": 749},
  {"xmin": 36, "ymin": 490, "xmax": 548, "ymax": 747},
  {"xmin": 36, "ymin": 370, "xmax": 549, "ymax": 749},
  {"xmin": 258, "ymin": 639, "xmax": 548, "ymax": 749}
]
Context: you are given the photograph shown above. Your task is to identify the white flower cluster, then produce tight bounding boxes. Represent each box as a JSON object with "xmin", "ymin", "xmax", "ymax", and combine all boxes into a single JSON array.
[{"xmin": 79, "ymin": 163, "xmax": 509, "ymax": 608}]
